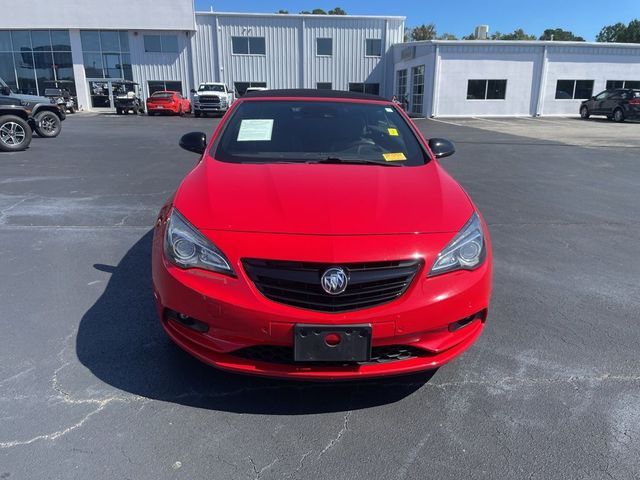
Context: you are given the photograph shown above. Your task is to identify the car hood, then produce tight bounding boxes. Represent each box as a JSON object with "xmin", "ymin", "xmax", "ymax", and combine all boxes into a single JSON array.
[
  {"xmin": 9, "ymin": 93, "xmax": 50, "ymax": 104},
  {"xmin": 174, "ymin": 158, "xmax": 474, "ymax": 235}
]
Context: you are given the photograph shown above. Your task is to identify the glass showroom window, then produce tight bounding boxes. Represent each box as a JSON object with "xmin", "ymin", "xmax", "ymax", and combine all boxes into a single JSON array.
[
  {"xmin": 143, "ymin": 35, "xmax": 179, "ymax": 53},
  {"xmin": 316, "ymin": 38, "xmax": 332, "ymax": 56},
  {"xmin": 606, "ymin": 80, "xmax": 640, "ymax": 89},
  {"xmin": 231, "ymin": 37, "xmax": 266, "ymax": 55},
  {"xmin": 148, "ymin": 80, "xmax": 183, "ymax": 95},
  {"xmin": 365, "ymin": 39, "xmax": 382, "ymax": 57},
  {"xmin": 81, "ymin": 30, "xmax": 132, "ymax": 80},
  {"xmin": 466, "ymin": 79, "xmax": 507, "ymax": 100},
  {"xmin": 317, "ymin": 82, "xmax": 332, "ymax": 90},
  {"xmin": 396, "ymin": 69, "xmax": 407, "ymax": 101},
  {"xmin": 0, "ymin": 29, "xmax": 74, "ymax": 95},
  {"xmin": 411, "ymin": 65, "xmax": 425, "ymax": 114},
  {"xmin": 555, "ymin": 80, "xmax": 594, "ymax": 99}
]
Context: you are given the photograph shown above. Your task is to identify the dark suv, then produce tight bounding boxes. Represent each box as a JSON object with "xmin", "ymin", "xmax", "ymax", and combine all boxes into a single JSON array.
[
  {"xmin": 0, "ymin": 78, "xmax": 66, "ymax": 137},
  {"xmin": 580, "ymin": 89, "xmax": 640, "ymax": 122}
]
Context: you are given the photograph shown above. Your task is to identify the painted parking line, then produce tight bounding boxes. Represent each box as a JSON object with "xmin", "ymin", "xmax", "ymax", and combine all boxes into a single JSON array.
[{"xmin": 427, "ymin": 117, "xmax": 466, "ymax": 127}]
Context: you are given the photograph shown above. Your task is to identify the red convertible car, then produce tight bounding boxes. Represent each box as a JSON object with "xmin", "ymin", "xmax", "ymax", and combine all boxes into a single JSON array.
[
  {"xmin": 147, "ymin": 91, "xmax": 190, "ymax": 116},
  {"xmin": 152, "ymin": 89, "xmax": 492, "ymax": 380}
]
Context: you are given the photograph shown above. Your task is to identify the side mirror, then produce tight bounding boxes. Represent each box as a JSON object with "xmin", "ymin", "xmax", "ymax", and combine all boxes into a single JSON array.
[
  {"xmin": 428, "ymin": 138, "xmax": 456, "ymax": 159},
  {"xmin": 179, "ymin": 132, "xmax": 207, "ymax": 154},
  {"xmin": 0, "ymin": 86, "xmax": 10, "ymax": 95},
  {"xmin": 190, "ymin": 88, "xmax": 197, "ymax": 94},
  {"xmin": 590, "ymin": 96, "xmax": 596, "ymax": 100}
]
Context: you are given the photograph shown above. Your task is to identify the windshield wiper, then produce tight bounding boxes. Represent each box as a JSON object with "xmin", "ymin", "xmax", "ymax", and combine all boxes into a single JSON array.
[{"xmin": 310, "ymin": 157, "xmax": 403, "ymax": 167}]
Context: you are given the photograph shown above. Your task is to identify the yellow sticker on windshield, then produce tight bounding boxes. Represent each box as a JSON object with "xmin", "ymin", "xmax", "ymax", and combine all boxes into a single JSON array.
[
  {"xmin": 388, "ymin": 128, "xmax": 399, "ymax": 136},
  {"xmin": 383, "ymin": 152, "xmax": 407, "ymax": 161}
]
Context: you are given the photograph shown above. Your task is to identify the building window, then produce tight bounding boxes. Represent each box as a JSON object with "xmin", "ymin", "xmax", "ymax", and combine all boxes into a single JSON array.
[
  {"xmin": 466, "ymin": 79, "xmax": 507, "ymax": 100},
  {"xmin": 316, "ymin": 38, "xmax": 332, "ymax": 56},
  {"xmin": 411, "ymin": 65, "xmax": 425, "ymax": 114},
  {"xmin": 555, "ymin": 80, "xmax": 594, "ymax": 99},
  {"xmin": 231, "ymin": 37, "xmax": 266, "ymax": 55},
  {"xmin": 143, "ymin": 35, "xmax": 178, "ymax": 53},
  {"xmin": 234, "ymin": 81, "xmax": 267, "ymax": 96},
  {"xmin": 365, "ymin": 39, "xmax": 382, "ymax": 57},
  {"xmin": 0, "ymin": 29, "xmax": 75, "ymax": 96},
  {"xmin": 81, "ymin": 30, "xmax": 131, "ymax": 80},
  {"xmin": 606, "ymin": 80, "xmax": 640, "ymax": 89},
  {"xmin": 396, "ymin": 69, "xmax": 408, "ymax": 102},
  {"xmin": 148, "ymin": 80, "xmax": 183, "ymax": 95},
  {"xmin": 348, "ymin": 83, "xmax": 380, "ymax": 95},
  {"xmin": 317, "ymin": 82, "xmax": 332, "ymax": 89}
]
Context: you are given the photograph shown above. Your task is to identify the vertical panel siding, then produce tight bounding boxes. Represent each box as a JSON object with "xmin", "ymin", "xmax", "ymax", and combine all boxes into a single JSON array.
[{"xmin": 128, "ymin": 30, "xmax": 193, "ymax": 99}]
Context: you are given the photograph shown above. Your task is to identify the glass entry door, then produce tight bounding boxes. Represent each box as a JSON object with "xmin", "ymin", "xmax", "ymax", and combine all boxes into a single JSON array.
[{"xmin": 88, "ymin": 80, "xmax": 112, "ymax": 109}]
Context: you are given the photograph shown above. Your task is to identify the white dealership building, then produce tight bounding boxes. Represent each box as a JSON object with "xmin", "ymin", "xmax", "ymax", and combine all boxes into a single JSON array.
[{"xmin": 2, "ymin": 0, "xmax": 640, "ymax": 116}]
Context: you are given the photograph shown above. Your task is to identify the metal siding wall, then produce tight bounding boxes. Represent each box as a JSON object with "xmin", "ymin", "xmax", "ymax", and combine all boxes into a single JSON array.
[
  {"xmin": 128, "ymin": 30, "xmax": 192, "ymax": 99},
  {"xmin": 217, "ymin": 16, "xmax": 300, "ymax": 90},
  {"xmin": 303, "ymin": 17, "xmax": 386, "ymax": 90},
  {"xmin": 192, "ymin": 16, "xmax": 218, "ymax": 86}
]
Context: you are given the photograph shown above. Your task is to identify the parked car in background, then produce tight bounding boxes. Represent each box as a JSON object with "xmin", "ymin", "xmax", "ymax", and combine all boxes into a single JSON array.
[
  {"xmin": 153, "ymin": 89, "xmax": 492, "ymax": 380},
  {"xmin": 43, "ymin": 80, "xmax": 77, "ymax": 113},
  {"xmin": 0, "ymin": 99, "xmax": 33, "ymax": 152},
  {"xmin": 0, "ymin": 77, "xmax": 65, "ymax": 138},
  {"xmin": 114, "ymin": 81, "xmax": 145, "ymax": 115},
  {"xmin": 147, "ymin": 91, "xmax": 191, "ymax": 116},
  {"xmin": 244, "ymin": 87, "xmax": 267, "ymax": 94},
  {"xmin": 580, "ymin": 89, "xmax": 640, "ymax": 122},
  {"xmin": 191, "ymin": 82, "xmax": 235, "ymax": 117}
]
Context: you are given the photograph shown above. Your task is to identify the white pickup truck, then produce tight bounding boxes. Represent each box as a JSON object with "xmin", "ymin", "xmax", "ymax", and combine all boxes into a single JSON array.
[{"xmin": 191, "ymin": 82, "xmax": 235, "ymax": 117}]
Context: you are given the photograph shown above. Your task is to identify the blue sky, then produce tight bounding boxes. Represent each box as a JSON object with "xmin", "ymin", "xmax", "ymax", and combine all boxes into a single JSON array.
[{"xmin": 194, "ymin": 0, "xmax": 639, "ymax": 41}]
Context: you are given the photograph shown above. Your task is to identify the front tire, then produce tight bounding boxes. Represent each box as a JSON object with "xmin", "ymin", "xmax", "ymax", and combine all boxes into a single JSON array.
[
  {"xmin": 194, "ymin": 110, "xmax": 201, "ymax": 118},
  {"xmin": 33, "ymin": 111, "xmax": 61, "ymax": 138},
  {"xmin": 580, "ymin": 106, "xmax": 590, "ymax": 119},
  {"xmin": 613, "ymin": 108, "xmax": 625, "ymax": 123},
  {"xmin": 0, "ymin": 115, "xmax": 32, "ymax": 152}
]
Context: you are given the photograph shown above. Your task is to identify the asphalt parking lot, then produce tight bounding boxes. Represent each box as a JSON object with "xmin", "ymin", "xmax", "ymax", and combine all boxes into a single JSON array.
[{"xmin": 1, "ymin": 113, "xmax": 639, "ymax": 479}]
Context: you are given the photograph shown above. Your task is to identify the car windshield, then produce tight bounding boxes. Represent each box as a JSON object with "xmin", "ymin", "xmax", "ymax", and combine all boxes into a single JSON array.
[
  {"xmin": 151, "ymin": 92, "xmax": 174, "ymax": 98},
  {"xmin": 199, "ymin": 84, "xmax": 225, "ymax": 92},
  {"xmin": 213, "ymin": 100, "xmax": 428, "ymax": 166}
]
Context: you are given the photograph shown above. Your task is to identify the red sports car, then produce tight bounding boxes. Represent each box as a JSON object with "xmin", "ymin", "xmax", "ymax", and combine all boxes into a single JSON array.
[
  {"xmin": 152, "ymin": 89, "xmax": 492, "ymax": 380},
  {"xmin": 147, "ymin": 91, "xmax": 190, "ymax": 116}
]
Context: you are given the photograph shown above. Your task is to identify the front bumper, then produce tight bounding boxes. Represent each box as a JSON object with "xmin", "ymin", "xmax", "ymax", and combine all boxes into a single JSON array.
[
  {"xmin": 152, "ymin": 219, "xmax": 492, "ymax": 380},
  {"xmin": 193, "ymin": 102, "xmax": 228, "ymax": 112}
]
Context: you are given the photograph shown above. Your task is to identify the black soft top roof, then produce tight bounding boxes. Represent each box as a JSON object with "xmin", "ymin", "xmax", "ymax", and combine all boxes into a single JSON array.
[{"xmin": 242, "ymin": 88, "xmax": 387, "ymax": 102}]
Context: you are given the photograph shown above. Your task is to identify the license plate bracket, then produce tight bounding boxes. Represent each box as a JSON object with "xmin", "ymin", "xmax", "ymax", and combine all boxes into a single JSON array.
[{"xmin": 294, "ymin": 324, "xmax": 372, "ymax": 362}]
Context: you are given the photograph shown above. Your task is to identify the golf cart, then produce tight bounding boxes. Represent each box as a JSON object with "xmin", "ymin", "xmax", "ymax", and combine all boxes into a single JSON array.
[
  {"xmin": 43, "ymin": 80, "xmax": 77, "ymax": 114},
  {"xmin": 113, "ymin": 81, "xmax": 144, "ymax": 115}
]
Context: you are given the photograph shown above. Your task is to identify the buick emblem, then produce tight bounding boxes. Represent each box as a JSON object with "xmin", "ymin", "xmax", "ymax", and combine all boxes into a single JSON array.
[{"xmin": 321, "ymin": 267, "xmax": 348, "ymax": 295}]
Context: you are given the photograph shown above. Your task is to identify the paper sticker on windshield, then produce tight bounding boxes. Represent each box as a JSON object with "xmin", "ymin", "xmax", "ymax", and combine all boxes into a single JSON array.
[
  {"xmin": 385, "ymin": 107, "xmax": 394, "ymax": 112},
  {"xmin": 237, "ymin": 119, "xmax": 274, "ymax": 141},
  {"xmin": 383, "ymin": 152, "xmax": 407, "ymax": 161},
  {"xmin": 387, "ymin": 128, "xmax": 399, "ymax": 136}
]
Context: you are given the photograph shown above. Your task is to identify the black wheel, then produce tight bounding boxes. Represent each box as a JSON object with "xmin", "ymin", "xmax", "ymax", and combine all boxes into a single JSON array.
[
  {"xmin": 138, "ymin": 106, "xmax": 145, "ymax": 115},
  {"xmin": 116, "ymin": 108, "xmax": 122, "ymax": 115},
  {"xmin": 194, "ymin": 111, "xmax": 201, "ymax": 117},
  {"xmin": 68, "ymin": 105, "xmax": 76, "ymax": 114},
  {"xmin": 123, "ymin": 109, "xmax": 129, "ymax": 115},
  {"xmin": 33, "ymin": 111, "xmax": 61, "ymax": 138},
  {"xmin": 613, "ymin": 108, "xmax": 625, "ymax": 123},
  {"xmin": 579, "ymin": 106, "xmax": 590, "ymax": 119},
  {"xmin": 0, "ymin": 115, "xmax": 32, "ymax": 152}
]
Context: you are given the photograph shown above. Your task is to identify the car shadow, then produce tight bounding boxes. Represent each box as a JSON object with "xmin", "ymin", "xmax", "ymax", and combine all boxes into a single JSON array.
[{"xmin": 76, "ymin": 230, "xmax": 433, "ymax": 414}]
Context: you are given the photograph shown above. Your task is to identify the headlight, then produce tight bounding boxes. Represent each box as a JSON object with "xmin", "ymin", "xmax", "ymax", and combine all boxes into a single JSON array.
[
  {"xmin": 164, "ymin": 209, "xmax": 235, "ymax": 276},
  {"xmin": 429, "ymin": 212, "xmax": 486, "ymax": 276}
]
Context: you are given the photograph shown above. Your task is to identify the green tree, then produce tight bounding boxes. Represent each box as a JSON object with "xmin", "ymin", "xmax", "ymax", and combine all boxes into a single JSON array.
[
  {"xmin": 409, "ymin": 23, "xmax": 437, "ymax": 41},
  {"xmin": 328, "ymin": 7, "xmax": 347, "ymax": 15},
  {"xmin": 276, "ymin": 9, "xmax": 289, "ymax": 14},
  {"xmin": 437, "ymin": 33, "xmax": 458, "ymax": 40},
  {"xmin": 539, "ymin": 28, "xmax": 584, "ymax": 41},
  {"xmin": 596, "ymin": 19, "xmax": 640, "ymax": 43},
  {"xmin": 311, "ymin": 8, "xmax": 327, "ymax": 14},
  {"xmin": 492, "ymin": 28, "xmax": 536, "ymax": 40}
]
